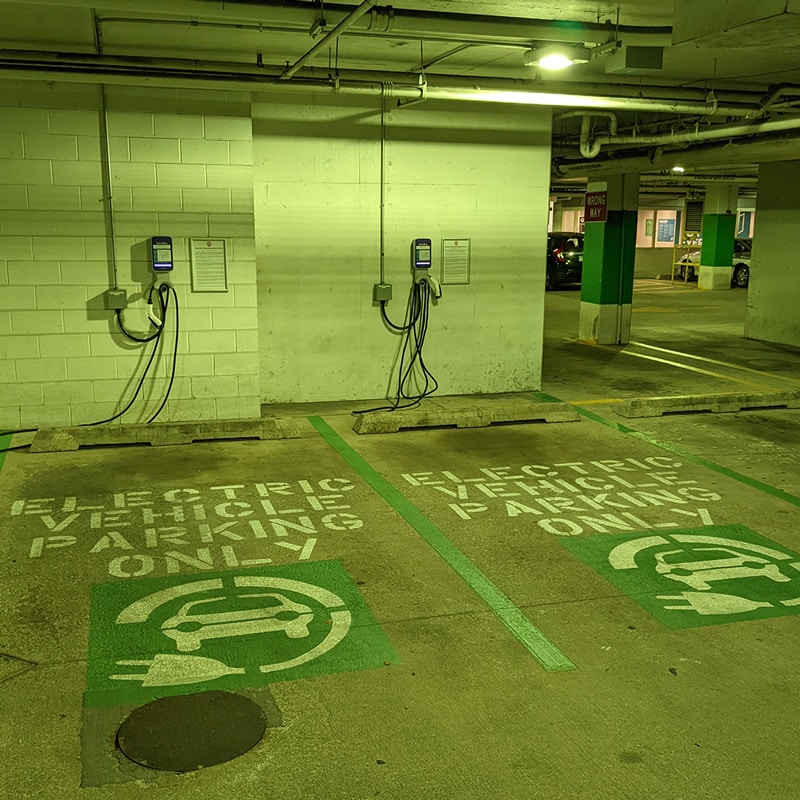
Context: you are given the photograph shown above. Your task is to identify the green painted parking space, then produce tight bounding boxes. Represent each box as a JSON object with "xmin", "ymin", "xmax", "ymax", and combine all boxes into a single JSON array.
[
  {"xmin": 85, "ymin": 560, "xmax": 398, "ymax": 708},
  {"xmin": 310, "ymin": 415, "xmax": 577, "ymax": 672},
  {"xmin": 0, "ymin": 434, "xmax": 10, "ymax": 472},
  {"xmin": 562, "ymin": 524, "xmax": 800, "ymax": 629}
]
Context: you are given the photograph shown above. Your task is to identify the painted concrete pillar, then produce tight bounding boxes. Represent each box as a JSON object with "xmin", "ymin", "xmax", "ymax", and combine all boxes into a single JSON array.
[
  {"xmin": 698, "ymin": 183, "xmax": 737, "ymax": 290},
  {"xmin": 578, "ymin": 173, "xmax": 639, "ymax": 344},
  {"xmin": 744, "ymin": 160, "xmax": 800, "ymax": 347}
]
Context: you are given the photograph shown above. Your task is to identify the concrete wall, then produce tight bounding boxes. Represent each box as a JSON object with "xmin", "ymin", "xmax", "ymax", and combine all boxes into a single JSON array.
[
  {"xmin": 634, "ymin": 247, "xmax": 675, "ymax": 277},
  {"xmin": 252, "ymin": 94, "xmax": 552, "ymax": 403},
  {"xmin": 744, "ymin": 160, "xmax": 800, "ymax": 346},
  {"xmin": 0, "ymin": 82, "xmax": 259, "ymax": 430}
]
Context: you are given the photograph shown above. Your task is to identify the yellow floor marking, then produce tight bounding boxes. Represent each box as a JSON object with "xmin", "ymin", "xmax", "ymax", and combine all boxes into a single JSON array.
[{"xmin": 568, "ymin": 398, "xmax": 624, "ymax": 405}]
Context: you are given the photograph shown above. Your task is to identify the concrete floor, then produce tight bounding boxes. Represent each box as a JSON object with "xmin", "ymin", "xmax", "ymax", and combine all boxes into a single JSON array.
[{"xmin": 2, "ymin": 279, "xmax": 800, "ymax": 799}]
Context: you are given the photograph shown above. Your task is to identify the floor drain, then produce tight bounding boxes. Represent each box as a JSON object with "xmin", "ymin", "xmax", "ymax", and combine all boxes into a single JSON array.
[{"xmin": 116, "ymin": 691, "xmax": 266, "ymax": 772}]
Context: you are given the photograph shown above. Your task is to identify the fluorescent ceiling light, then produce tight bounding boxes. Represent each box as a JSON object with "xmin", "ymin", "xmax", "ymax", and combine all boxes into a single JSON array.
[
  {"xmin": 524, "ymin": 45, "xmax": 589, "ymax": 71},
  {"xmin": 671, "ymin": 166, "xmax": 686, "ymax": 172}
]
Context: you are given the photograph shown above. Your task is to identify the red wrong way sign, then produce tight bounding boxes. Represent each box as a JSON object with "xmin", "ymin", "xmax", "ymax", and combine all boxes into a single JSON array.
[{"xmin": 584, "ymin": 191, "xmax": 608, "ymax": 222}]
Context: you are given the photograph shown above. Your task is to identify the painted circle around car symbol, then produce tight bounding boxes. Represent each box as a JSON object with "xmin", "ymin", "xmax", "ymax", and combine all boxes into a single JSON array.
[{"xmin": 114, "ymin": 575, "xmax": 352, "ymax": 676}]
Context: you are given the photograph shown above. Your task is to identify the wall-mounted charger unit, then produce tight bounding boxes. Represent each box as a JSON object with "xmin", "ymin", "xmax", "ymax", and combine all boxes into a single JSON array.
[
  {"xmin": 412, "ymin": 238, "xmax": 432, "ymax": 270},
  {"xmin": 151, "ymin": 236, "xmax": 174, "ymax": 272}
]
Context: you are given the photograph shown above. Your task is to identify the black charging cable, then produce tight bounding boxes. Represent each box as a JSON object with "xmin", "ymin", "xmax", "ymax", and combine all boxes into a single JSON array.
[
  {"xmin": 0, "ymin": 283, "xmax": 180, "ymax": 453},
  {"xmin": 354, "ymin": 278, "xmax": 439, "ymax": 415},
  {"xmin": 115, "ymin": 282, "xmax": 165, "ymax": 344},
  {"xmin": 145, "ymin": 284, "xmax": 179, "ymax": 424},
  {"xmin": 82, "ymin": 282, "xmax": 170, "ymax": 427}
]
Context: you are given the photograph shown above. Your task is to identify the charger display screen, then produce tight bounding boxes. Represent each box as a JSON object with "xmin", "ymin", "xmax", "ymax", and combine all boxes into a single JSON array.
[
  {"xmin": 152, "ymin": 236, "xmax": 174, "ymax": 271},
  {"xmin": 413, "ymin": 238, "xmax": 432, "ymax": 269}
]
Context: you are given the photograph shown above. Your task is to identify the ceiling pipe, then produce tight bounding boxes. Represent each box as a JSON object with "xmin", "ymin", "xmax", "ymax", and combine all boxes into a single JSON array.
[
  {"xmin": 582, "ymin": 115, "xmax": 800, "ymax": 159},
  {"xmin": 13, "ymin": 0, "xmax": 674, "ymax": 47},
  {"xmin": 745, "ymin": 83, "xmax": 800, "ymax": 119},
  {"xmin": 554, "ymin": 133, "xmax": 800, "ymax": 177},
  {"xmin": 0, "ymin": 50, "xmax": 765, "ymax": 117},
  {"xmin": 281, "ymin": 0, "xmax": 377, "ymax": 80},
  {"xmin": 555, "ymin": 110, "xmax": 619, "ymax": 158},
  {"xmin": 640, "ymin": 174, "xmax": 758, "ymax": 184},
  {"xmin": 564, "ymin": 112, "xmax": 619, "ymax": 158}
]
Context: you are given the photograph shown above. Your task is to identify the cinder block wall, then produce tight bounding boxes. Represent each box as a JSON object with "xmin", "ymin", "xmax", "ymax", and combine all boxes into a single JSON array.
[
  {"xmin": 0, "ymin": 82, "xmax": 259, "ymax": 430},
  {"xmin": 253, "ymin": 93, "xmax": 552, "ymax": 403}
]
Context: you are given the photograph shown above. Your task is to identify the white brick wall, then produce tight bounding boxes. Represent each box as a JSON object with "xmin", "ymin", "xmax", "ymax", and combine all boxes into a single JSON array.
[{"xmin": 0, "ymin": 83, "xmax": 259, "ymax": 429}]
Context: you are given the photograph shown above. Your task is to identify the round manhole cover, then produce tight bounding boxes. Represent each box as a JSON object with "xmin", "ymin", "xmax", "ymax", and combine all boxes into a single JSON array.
[{"xmin": 117, "ymin": 691, "xmax": 266, "ymax": 772}]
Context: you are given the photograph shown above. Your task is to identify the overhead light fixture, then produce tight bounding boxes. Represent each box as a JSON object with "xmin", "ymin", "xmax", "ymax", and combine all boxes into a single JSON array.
[
  {"xmin": 671, "ymin": 166, "xmax": 686, "ymax": 173},
  {"xmin": 524, "ymin": 45, "xmax": 590, "ymax": 71}
]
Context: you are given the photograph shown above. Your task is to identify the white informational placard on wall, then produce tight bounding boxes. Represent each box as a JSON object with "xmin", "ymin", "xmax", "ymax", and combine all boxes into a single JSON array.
[
  {"xmin": 441, "ymin": 238, "xmax": 471, "ymax": 284},
  {"xmin": 190, "ymin": 238, "xmax": 228, "ymax": 292}
]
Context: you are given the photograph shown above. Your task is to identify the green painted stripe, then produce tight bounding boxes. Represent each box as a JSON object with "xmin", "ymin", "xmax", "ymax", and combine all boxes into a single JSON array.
[
  {"xmin": 0, "ymin": 434, "xmax": 10, "ymax": 473},
  {"xmin": 309, "ymin": 416, "xmax": 576, "ymax": 672},
  {"xmin": 536, "ymin": 394, "xmax": 800, "ymax": 509}
]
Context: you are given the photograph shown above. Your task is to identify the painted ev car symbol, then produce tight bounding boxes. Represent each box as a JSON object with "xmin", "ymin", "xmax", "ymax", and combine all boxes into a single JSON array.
[
  {"xmin": 161, "ymin": 592, "xmax": 314, "ymax": 652},
  {"xmin": 653, "ymin": 547, "xmax": 791, "ymax": 592}
]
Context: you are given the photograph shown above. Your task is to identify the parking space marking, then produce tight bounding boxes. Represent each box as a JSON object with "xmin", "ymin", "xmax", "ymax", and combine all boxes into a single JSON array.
[
  {"xmin": 574, "ymin": 340, "xmax": 777, "ymax": 391},
  {"xmin": 309, "ymin": 416, "xmax": 576, "ymax": 672},
  {"xmin": 630, "ymin": 341, "xmax": 800, "ymax": 388},
  {"xmin": 562, "ymin": 401, "xmax": 800, "ymax": 510},
  {"xmin": 616, "ymin": 349, "xmax": 774, "ymax": 391}
]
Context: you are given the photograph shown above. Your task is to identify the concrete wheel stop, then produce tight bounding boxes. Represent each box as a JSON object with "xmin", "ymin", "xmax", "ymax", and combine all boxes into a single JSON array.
[
  {"xmin": 352, "ymin": 400, "xmax": 579, "ymax": 434},
  {"xmin": 28, "ymin": 417, "xmax": 301, "ymax": 452},
  {"xmin": 618, "ymin": 389, "xmax": 800, "ymax": 419}
]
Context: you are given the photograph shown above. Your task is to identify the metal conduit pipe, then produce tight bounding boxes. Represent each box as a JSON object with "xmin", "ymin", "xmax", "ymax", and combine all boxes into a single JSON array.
[
  {"xmin": 17, "ymin": 0, "xmax": 675, "ymax": 46},
  {"xmin": 281, "ymin": 0, "xmax": 377, "ymax": 80},
  {"xmin": 745, "ymin": 84, "xmax": 800, "ymax": 118},
  {"xmin": 583, "ymin": 116, "xmax": 800, "ymax": 159},
  {"xmin": 0, "ymin": 50, "xmax": 765, "ymax": 117}
]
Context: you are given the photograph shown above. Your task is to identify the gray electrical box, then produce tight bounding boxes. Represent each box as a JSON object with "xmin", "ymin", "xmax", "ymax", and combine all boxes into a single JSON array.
[
  {"xmin": 373, "ymin": 283, "xmax": 393, "ymax": 302},
  {"xmin": 106, "ymin": 288, "xmax": 128, "ymax": 310}
]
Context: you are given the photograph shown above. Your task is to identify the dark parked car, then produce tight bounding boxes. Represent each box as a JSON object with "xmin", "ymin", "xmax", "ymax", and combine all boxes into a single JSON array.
[
  {"xmin": 545, "ymin": 232, "xmax": 584, "ymax": 290},
  {"xmin": 676, "ymin": 238, "xmax": 752, "ymax": 287}
]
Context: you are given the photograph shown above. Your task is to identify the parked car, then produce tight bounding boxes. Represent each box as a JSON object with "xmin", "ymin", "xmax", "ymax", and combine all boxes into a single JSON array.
[
  {"xmin": 676, "ymin": 238, "xmax": 752, "ymax": 287},
  {"xmin": 545, "ymin": 232, "xmax": 584, "ymax": 290},
  {"xmin": 731, "ymin": 238, "xmax": 752, "ymax": 287}
]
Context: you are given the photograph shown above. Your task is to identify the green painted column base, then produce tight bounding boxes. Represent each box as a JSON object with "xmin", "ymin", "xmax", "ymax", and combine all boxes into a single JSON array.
[
  {"xmin": 698, "ymin": 265, "xmax": 733, "ymax": 290},
  {"xmin": 578, "ymin": 301, "xmax": 632, "ymax": 344}
]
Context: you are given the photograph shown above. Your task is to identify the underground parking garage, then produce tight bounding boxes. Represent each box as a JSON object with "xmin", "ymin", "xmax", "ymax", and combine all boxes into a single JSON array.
[{"xmin": 2, "ymin": 2, "xmax": 800, "ymax": 798}]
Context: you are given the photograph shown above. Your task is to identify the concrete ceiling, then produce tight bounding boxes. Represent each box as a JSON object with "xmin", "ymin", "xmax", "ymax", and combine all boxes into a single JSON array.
[{"xmin": 3, "ymin": 0, "xmax": 800, "ymax": 185}]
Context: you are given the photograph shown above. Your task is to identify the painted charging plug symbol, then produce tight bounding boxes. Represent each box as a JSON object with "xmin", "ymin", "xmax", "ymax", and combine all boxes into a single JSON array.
[
  {"xmin": 656, "ymin": 591, "xmax": 774, "ymax": 615},
  {"xmin": 110, "ymin": 654, "xmax": 246, "ymax": 687}
]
